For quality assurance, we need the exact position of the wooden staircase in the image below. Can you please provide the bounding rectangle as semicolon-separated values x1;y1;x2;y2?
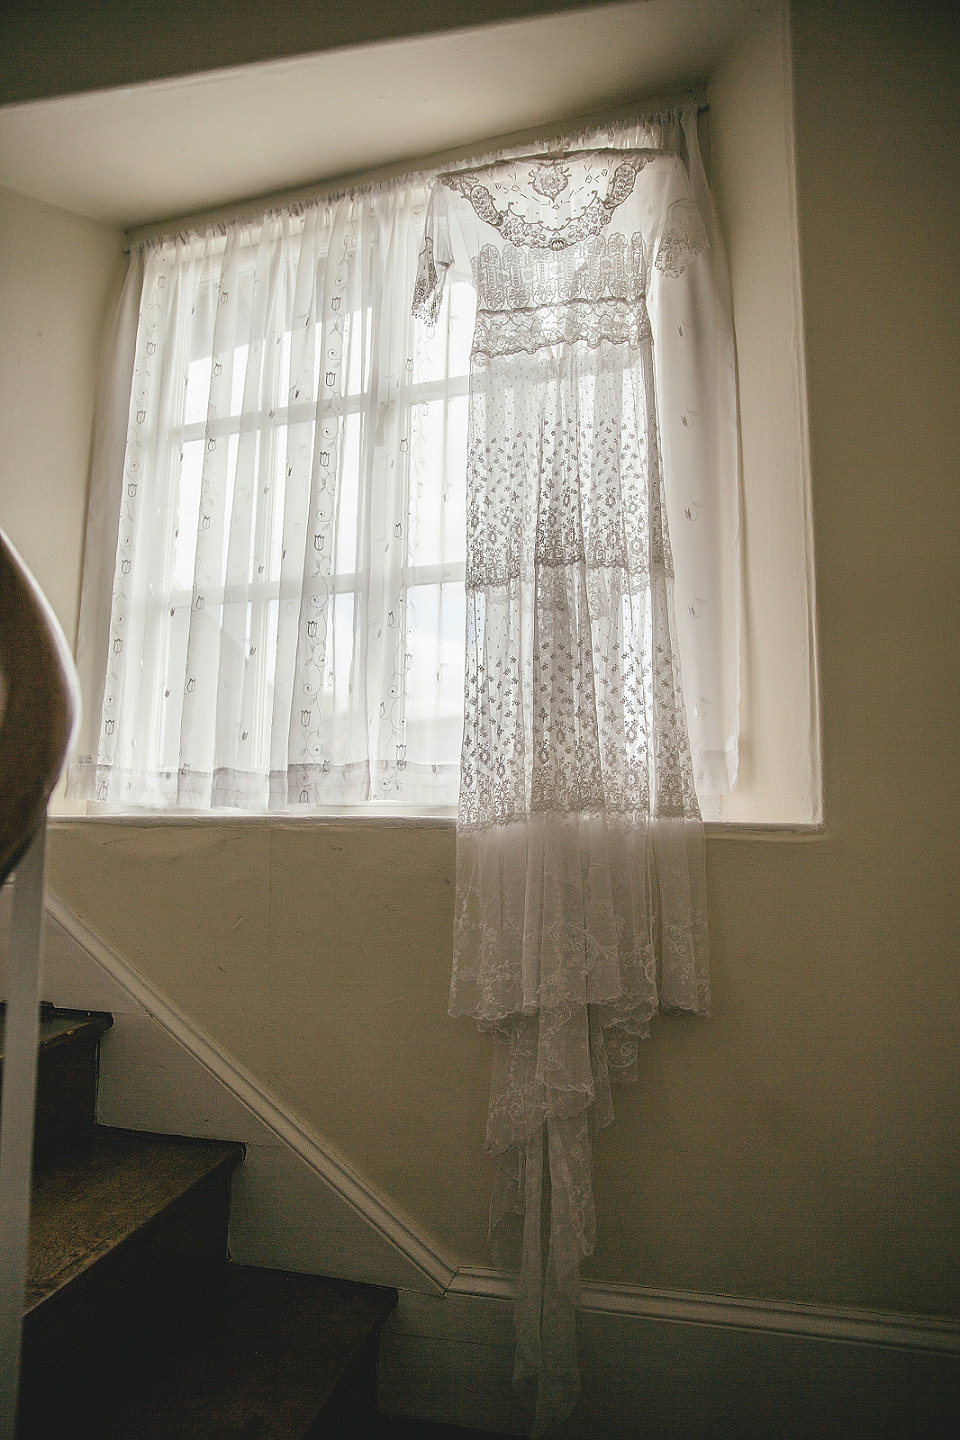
0;531;497;1440
4;1002;397;1438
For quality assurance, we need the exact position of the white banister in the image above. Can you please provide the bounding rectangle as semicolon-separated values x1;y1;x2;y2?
0;528;79;1439
0;825;47;1439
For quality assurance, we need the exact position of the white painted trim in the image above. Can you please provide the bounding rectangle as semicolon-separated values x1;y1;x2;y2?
448;1268;960;1355
779;0;823;826
50;812;458;828
44;889;456;1295
48;816;826;838
0;826;47;1439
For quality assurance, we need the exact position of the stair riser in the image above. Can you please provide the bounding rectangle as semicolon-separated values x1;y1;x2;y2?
18;1165;235;1437
0;1005;111;1161
31;1034;100;1158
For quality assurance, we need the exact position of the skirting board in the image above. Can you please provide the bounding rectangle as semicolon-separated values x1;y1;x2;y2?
380;1277;960;1439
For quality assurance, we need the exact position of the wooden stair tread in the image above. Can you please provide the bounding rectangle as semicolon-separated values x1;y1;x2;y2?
93;1264;397;1439
27;1127;243;1310
0;1002;112;1063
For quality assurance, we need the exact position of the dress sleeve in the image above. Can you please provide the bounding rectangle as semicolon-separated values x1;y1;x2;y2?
412;183;455;323
643;154;710;280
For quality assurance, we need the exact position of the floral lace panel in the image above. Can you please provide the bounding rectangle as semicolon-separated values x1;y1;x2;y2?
655;198;707;278
458;566;698;830
473;232;648;312
463;341;667;587
473;298;652;358
453;813;709;1435
529;158;571;202
468;232;654;358
457;338;700;833
411;235;444;324
442;150;657;251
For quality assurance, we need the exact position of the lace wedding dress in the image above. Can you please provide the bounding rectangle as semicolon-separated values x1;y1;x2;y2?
414;148;710;1436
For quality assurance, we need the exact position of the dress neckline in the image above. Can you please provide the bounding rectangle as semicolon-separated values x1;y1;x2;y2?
440;150;662;253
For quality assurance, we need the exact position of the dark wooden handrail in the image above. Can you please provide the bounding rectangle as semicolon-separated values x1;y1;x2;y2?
0;529;79;887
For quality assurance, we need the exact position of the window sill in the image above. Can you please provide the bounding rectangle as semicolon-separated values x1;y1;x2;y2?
47;811;826;840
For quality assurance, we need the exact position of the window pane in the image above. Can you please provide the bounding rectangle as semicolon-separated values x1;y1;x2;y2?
409;394;467;569
230;343;249;415
416;280;475;384
184;356;211;425
344;307;372;397
173;440;204;588
404;582;465;764
336;412;362;577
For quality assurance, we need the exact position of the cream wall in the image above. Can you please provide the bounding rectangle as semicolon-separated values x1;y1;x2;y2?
10;0;960;1325
0;0;595;105
0;186;125;643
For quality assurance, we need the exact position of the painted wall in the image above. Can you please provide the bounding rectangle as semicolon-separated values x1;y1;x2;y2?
7;0;960;1334
0;0;611;105
0;186;125;644
47;819;491;1259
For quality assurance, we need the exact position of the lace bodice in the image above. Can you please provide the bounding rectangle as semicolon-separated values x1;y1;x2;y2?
413;148;707;355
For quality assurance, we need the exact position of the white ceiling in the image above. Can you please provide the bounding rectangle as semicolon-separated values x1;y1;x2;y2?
0;0;758;230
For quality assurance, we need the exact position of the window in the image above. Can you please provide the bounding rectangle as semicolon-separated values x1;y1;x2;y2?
69;114;745;818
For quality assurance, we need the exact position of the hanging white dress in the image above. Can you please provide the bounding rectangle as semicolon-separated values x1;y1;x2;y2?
414;148;711;1436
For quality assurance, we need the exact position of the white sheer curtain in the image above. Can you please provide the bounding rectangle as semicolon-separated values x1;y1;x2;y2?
70;111;737;818
70;183;473;809
653;110;740;808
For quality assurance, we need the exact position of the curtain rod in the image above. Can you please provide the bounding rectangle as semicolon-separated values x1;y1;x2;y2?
125;88;708;247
